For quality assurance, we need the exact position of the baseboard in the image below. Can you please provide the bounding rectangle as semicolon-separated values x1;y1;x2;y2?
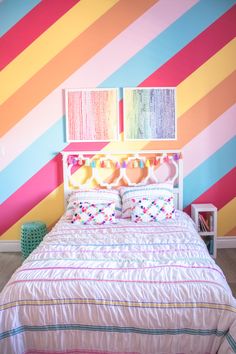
217;236;236;249
0;237;235;252
0;240;20;252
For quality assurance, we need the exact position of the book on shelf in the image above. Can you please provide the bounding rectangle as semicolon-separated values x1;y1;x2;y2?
198;213;210;232
202;236;214;256
209;215;213;232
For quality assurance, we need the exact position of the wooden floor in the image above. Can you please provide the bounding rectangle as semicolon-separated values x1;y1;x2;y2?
215;248;236;297
0;249;236;297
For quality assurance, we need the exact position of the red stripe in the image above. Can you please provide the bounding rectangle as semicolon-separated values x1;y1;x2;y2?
0;0;80;70
140;5;236;87
184;167;236;215
1;10;235;236
0;142;106;236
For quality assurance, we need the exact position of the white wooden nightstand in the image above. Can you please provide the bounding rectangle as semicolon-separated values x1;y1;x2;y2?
191;203;217;258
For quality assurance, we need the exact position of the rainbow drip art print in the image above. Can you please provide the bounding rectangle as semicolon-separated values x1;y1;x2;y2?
124;87;176;140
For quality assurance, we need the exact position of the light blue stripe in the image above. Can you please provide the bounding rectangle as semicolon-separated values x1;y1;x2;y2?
0;0;40;36
183;137;236;208
122;186;172;197
100;0;236;88
0;324;228;340
0;118;67;203
1;0;234;203
24;256;210;264
44;242;203;247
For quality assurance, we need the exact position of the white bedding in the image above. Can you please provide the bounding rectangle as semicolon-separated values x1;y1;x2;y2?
0;211;236;354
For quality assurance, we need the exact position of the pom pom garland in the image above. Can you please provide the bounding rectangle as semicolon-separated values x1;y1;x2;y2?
67;153;182;169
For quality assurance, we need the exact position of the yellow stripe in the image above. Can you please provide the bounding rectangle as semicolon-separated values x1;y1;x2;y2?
218;197;236;236
1;298;235;312
0;0;118;105
177;39;236;117
1;186;64;241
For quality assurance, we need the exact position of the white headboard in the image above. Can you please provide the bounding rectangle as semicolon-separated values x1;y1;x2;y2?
61;150;183;210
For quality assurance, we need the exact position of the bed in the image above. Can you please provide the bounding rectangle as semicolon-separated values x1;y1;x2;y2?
0;151;236;354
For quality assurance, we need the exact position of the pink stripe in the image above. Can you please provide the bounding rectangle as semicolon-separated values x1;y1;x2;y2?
16;265;224;277
183;104;236;177
52;229;188;235
1;0;197;171
8;278;223;287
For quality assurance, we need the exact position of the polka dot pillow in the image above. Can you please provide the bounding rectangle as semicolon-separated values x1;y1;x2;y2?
119;183;174;219
71;201;116;225
65;189;121;220
131;197;175;223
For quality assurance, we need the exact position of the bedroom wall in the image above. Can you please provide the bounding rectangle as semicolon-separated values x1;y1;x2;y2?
0;0;235;242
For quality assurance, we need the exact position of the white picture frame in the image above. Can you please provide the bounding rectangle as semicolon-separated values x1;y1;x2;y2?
123;87;177;141
65;88;120;142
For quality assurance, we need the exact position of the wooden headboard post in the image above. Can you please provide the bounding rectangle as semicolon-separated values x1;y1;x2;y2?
61;150;183;210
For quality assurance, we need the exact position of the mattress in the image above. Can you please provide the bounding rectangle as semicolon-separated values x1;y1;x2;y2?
0;211;236;354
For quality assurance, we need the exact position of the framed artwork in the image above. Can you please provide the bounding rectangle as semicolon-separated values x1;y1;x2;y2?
124;87;176;140
65;88;119;142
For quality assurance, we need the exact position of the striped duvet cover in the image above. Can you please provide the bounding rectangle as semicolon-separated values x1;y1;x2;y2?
0;211;236;354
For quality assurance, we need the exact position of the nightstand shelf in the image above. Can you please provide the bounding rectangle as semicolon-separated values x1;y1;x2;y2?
191;203;217;258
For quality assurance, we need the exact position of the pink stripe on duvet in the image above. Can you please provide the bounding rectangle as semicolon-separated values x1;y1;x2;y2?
24;350;140;354
15;264;225;277
24;352;210;354
28;353;210;354
8;278;224;288
52;229;189;236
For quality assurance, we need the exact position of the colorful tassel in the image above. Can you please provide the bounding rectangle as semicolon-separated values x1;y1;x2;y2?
106;160;111;168
91;160;96;168
115;161;120;169
122;161;127;168
145;159;150;167
173;153;179;161
139;160;144;168
133;160;139;168
78;158;83;166
154;158;160;166
101;160;105;168
163;155;169;163
85;158;90;167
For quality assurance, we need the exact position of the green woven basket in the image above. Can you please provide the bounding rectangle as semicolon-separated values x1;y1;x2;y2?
21;221;47;259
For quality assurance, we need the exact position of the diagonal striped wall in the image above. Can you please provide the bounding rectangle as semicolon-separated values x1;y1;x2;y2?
0;0;235;240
